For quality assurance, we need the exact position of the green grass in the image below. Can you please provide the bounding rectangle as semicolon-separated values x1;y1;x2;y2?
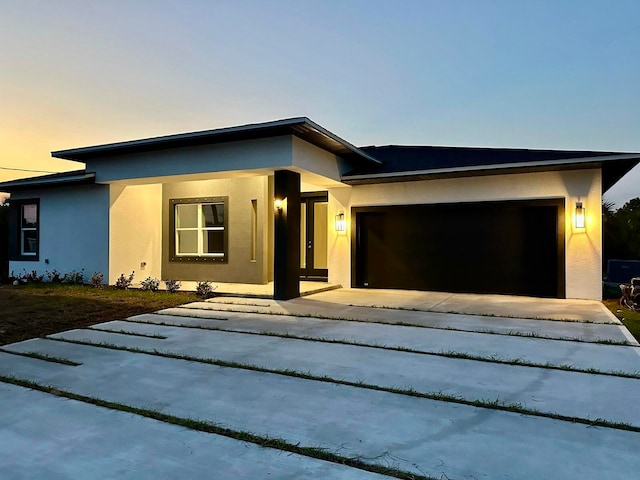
603;299;640;342
0;283;197;345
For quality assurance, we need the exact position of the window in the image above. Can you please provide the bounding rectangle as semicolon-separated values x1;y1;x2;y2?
170;197;228;263
10;199;40;261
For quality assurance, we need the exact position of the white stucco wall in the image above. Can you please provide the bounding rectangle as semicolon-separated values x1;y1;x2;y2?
109;184;162;284
292;136;342;182
86;137;294;184
9;185;110;280
327;169;602;300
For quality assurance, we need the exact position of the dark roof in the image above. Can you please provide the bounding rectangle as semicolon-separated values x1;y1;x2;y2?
0;170;95;192
52;117;381;166
343;145;640;192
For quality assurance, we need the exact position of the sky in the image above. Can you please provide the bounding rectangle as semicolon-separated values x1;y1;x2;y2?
1;0;639;206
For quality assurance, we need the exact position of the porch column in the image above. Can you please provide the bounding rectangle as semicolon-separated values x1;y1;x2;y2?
274;170;301;300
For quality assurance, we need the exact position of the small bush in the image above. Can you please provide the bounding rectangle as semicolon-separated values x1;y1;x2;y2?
46;269;63;283
114;271;135;289
164;279;182;293
89;272;104;288
24;270;44;283
63;269;84;285
141;276;160;292
195;281;216;298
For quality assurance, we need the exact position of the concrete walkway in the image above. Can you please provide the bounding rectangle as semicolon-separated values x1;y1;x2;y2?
0;382;382;480
298;288;622;323
1;292;639;479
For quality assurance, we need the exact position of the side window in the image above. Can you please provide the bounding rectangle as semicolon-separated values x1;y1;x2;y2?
21;204;38;256
10;199;40;261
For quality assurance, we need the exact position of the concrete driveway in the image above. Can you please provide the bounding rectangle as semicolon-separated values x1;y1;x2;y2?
1;291;639;479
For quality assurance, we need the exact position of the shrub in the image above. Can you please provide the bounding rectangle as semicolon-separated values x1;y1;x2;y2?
114;271;135;289
140;276;160;292
24;270;44;283
164;279;182;293
89;272;104;288
62;269;84;285
195;281;216;298
46;269;63;283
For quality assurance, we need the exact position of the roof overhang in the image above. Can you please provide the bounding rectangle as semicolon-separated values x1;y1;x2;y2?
341;153;640;193
0;170;95;192
52;117;381;166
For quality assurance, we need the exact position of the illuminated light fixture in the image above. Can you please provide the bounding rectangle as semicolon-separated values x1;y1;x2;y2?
335;212;346;232
575;202;585;229
274;198;286;211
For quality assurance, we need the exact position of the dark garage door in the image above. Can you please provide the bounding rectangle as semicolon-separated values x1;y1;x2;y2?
354;200;565;298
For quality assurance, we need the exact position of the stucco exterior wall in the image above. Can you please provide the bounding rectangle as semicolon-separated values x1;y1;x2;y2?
162;176;271;283
327;169;602;300
86;137;293;184
292;136;341;182
9;184;110;280
109;184;162;284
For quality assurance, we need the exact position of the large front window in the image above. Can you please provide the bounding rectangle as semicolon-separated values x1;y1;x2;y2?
170;197;228;263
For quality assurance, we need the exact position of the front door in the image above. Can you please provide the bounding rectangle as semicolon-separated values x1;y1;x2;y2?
300;192;328;281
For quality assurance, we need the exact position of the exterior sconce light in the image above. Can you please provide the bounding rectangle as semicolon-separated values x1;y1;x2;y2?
335;212;346;232
274;198;286;211
574;202;585;229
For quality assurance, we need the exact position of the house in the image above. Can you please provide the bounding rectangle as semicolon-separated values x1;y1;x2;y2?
2;117;638;300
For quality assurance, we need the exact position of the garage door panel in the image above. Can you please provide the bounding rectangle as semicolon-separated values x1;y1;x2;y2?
354;201;564;298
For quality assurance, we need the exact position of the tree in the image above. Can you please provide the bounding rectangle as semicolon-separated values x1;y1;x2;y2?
603;197;640;265
0;197;8;280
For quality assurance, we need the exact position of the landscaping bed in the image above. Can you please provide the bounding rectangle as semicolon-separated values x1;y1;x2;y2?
0;283;197;346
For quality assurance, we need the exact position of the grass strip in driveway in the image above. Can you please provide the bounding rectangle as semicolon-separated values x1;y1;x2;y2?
0;348;81;366
44;336;638;432
121;318;640;379
171;305;635;345
88;327;167;339
0;374;434;480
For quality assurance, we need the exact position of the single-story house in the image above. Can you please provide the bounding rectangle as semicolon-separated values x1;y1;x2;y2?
2;117;639;300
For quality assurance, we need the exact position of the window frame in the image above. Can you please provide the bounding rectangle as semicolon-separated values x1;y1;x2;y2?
169;196;228;263
9;198;40;261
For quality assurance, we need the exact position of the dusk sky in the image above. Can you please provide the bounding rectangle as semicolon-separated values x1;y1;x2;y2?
1;0;639;205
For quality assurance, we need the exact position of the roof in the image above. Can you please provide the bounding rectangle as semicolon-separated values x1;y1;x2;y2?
0;170;95;191
343;145;640;191
51;117;381;166
2;119;638;193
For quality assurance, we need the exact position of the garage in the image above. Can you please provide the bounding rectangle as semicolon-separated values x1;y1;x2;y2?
353;199;565;298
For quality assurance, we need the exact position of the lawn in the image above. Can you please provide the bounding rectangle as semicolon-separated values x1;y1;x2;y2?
0;283;198;346
603;299;640;342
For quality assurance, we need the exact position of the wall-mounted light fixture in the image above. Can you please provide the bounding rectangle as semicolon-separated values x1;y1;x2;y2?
574;202;585;229
274;197;286;212
335;212;346;233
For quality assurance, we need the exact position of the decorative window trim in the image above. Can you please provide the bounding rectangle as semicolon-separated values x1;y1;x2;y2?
169;196;228;263
9;198;40;261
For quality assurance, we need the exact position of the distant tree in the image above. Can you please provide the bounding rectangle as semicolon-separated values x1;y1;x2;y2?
603;200;625;263
0;197;8;280
603;197;640;265
615;198;640;259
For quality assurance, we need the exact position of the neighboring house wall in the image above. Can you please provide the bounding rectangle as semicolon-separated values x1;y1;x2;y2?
9;185;109;279
109;184;162;284
162;176;271;283
327;169;602;300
